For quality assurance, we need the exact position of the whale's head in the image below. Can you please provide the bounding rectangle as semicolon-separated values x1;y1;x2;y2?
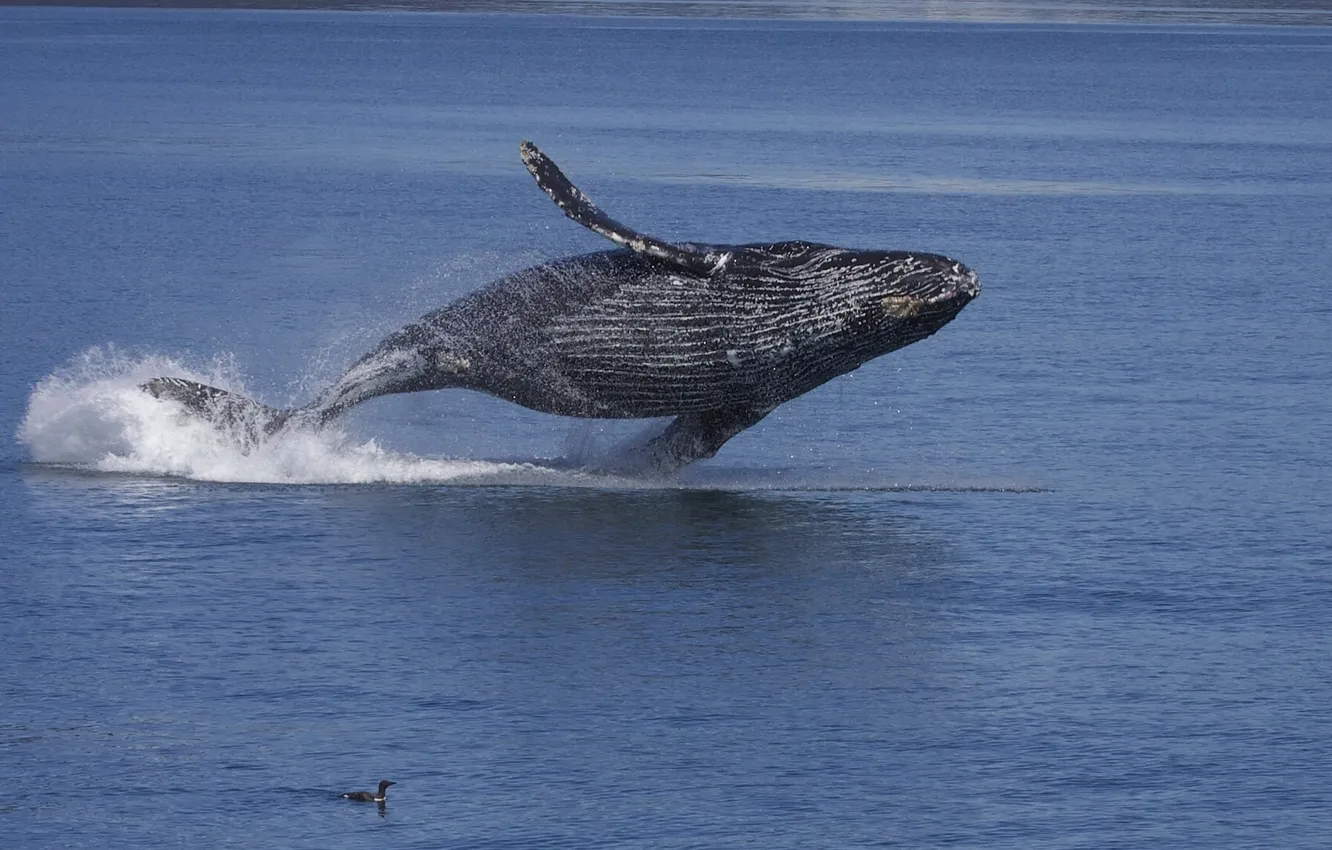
858;250;980;348
752;244;979;362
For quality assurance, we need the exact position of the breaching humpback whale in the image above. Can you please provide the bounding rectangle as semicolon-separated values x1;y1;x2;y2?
144;141;980;473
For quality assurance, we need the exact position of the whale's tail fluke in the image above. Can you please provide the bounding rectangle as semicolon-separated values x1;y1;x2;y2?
142;377;299;446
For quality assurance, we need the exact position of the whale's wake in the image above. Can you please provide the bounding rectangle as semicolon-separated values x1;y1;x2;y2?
18;347;1043;493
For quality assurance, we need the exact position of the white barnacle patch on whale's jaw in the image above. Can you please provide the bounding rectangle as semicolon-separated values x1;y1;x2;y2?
434;351;471;375
880;295;923;318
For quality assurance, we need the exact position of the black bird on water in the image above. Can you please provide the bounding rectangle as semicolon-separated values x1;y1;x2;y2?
341;780;395;803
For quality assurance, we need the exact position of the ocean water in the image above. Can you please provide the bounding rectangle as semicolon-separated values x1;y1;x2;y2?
3;7;1332;848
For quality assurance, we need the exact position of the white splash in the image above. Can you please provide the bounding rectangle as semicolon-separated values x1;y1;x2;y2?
17;348;1044;493
15;346;566;486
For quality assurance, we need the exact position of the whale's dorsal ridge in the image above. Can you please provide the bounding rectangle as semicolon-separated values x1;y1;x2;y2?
520;140;730;277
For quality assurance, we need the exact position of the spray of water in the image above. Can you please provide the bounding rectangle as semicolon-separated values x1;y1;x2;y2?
18;347;1044;492
15;346;597;486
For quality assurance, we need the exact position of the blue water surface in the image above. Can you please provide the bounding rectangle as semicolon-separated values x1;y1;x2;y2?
2;7;1331;848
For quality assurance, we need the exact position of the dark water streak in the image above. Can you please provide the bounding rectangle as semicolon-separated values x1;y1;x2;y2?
8;0;1332;27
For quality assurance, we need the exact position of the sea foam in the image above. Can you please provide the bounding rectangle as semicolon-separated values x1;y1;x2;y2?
16;346;583;486
19;348;1041;493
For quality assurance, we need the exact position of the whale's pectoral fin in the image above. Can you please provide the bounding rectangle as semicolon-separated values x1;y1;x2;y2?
628;404;773;475
141;377;296;446
520;140;731;278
